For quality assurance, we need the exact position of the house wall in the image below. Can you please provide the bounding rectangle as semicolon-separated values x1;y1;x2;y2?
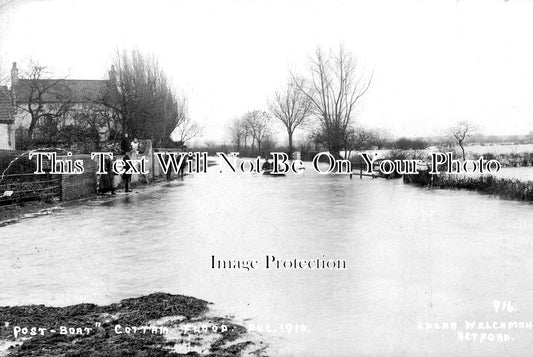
14;103;108;127
13;108;32;129
13;103;115;148
0;124;15;150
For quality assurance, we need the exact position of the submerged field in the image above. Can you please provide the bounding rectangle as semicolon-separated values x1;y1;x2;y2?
2;163;533;355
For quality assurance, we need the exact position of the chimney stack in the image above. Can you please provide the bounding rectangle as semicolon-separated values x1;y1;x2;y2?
10;62;18;105
108;64;116;83
10;62;18;87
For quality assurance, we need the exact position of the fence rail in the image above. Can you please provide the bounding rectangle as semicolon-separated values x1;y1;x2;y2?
0;173;61;206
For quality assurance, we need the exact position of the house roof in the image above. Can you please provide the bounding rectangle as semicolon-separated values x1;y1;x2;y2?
0;86;14;124
14;78;118;104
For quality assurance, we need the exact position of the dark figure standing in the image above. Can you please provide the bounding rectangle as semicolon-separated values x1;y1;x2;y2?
121;133;132;155
122;154;133;193
99;157;116;194
178;155;190;179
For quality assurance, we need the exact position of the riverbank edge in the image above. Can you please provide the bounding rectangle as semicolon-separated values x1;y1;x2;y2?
403;172;533;202
0;176;171;227
0;292;267;356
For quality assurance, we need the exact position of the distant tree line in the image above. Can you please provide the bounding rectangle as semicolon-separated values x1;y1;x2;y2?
219;45;533;160
224;45;374;158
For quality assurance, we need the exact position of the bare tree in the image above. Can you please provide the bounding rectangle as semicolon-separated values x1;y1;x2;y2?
15;65;73;147
449;120;477;160
227;117;246;151
294;46;372;158
242;110;273;156
174;115;202;145
268;77;312;155
261;133;277;154
0;0;11;13
345;126;374;159
370;128;392;149
65;103;118;151
344;126;392;158
106;50;187;146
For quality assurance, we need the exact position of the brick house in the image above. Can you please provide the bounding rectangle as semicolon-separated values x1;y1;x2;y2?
0;86;15;150
9;62;120;150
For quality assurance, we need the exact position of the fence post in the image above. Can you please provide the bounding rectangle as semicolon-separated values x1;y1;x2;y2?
59;174;64;201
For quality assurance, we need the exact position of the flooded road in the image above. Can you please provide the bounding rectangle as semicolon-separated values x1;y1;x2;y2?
496;166;533;181
2;164;533;356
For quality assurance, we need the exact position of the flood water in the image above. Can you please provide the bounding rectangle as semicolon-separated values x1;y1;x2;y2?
496;166;533;181
2;162;533;356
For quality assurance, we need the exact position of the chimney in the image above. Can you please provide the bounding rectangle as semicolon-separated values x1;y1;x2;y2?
10;62;18;88
108;64;116;83
10;62;18;104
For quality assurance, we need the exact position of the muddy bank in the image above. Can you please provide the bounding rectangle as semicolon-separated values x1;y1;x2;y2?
0;293;267;356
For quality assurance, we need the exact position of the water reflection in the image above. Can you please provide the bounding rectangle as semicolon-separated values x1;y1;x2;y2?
1;165;533;356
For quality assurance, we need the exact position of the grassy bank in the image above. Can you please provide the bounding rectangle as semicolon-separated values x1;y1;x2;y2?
0;293;266;357
404;172;533;202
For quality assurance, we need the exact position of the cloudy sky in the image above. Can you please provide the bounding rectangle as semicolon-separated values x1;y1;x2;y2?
1;0;533;144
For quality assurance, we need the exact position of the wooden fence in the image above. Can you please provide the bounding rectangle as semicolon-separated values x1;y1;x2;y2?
0;173;61;206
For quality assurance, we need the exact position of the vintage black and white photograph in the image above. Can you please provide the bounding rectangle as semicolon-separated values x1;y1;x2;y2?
1;0;533;356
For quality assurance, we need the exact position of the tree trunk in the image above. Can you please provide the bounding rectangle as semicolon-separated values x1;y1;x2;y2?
329;142;342;159
27;120;37;143
288;130;293;157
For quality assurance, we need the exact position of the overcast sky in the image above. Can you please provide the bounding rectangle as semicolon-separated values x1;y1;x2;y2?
1;0;533;144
